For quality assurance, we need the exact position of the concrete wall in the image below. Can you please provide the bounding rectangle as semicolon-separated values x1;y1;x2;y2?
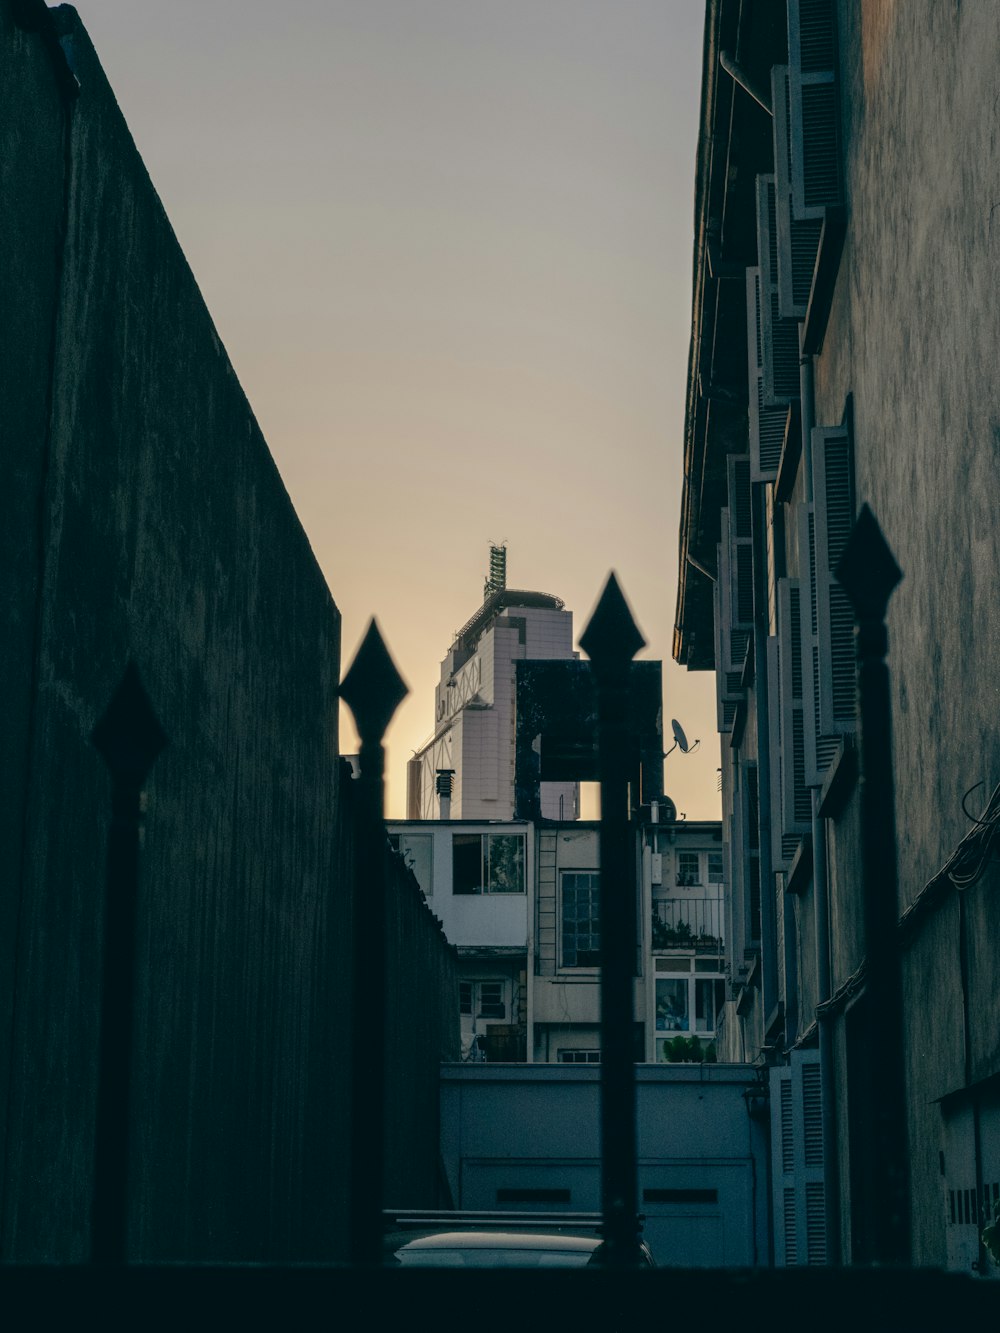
0;4;455;1260
440;1063;770;1266
811;0;1000;1266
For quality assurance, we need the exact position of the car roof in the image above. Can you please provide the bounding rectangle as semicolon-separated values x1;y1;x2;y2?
398;1231;601;1253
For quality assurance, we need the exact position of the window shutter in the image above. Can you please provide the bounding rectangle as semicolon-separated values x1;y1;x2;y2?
777;578;811;846
746;245;789;483
772;64;824;320
714;517;741;734
799;503;837;785
813;425;856;739
715;458;755;731
753;185;800;408
787;0;842;220
770;1052;827;1265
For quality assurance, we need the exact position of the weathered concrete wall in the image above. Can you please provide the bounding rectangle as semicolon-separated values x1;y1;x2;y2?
814;0;1000;1265
440;1063;770;1266
0;3;456;1260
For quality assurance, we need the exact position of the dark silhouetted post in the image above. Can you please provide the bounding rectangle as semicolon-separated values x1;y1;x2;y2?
836;505;911;1265
339;620;408;1267
90;662;168;1265
579;573;645;1268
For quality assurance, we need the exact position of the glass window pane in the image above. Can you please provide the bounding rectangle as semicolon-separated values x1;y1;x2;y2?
487;835;524;893
676;852;701;886
453;834;483;894
655;978;690;1032
561;871;600;967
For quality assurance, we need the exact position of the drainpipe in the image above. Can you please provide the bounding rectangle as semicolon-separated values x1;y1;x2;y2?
801;343;841;1262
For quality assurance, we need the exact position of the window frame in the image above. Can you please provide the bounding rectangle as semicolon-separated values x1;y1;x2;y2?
560;869;601;969
452;832;526;895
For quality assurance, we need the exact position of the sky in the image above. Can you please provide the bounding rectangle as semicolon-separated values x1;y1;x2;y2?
78;0;720;821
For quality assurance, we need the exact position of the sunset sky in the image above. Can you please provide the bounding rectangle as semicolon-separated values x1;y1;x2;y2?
79;0;719;820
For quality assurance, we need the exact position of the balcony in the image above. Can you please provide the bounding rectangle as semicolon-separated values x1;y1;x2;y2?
651;896;724;952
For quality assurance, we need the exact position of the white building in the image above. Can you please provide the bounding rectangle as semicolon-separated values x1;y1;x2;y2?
388;815;725;1064
407;549;578;821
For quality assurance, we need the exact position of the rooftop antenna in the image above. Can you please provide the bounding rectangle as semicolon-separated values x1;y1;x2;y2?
664;718;700;759
484;541;507;601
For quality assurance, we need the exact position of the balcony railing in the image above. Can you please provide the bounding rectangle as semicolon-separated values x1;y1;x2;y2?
651;896;724;951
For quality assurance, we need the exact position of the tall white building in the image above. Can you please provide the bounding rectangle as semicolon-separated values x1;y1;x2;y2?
407;548;579;821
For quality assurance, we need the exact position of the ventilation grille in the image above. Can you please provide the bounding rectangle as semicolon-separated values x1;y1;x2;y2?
730;458;752;538
792;709;810;822
784;1187;798;1265
824;439;854;563
802;1062;823;1165
798;0;836;73
801;83;840;208
781;1078;795;1172
791;215;823;306
769;290;801;399
736;545;755;624
789;586;803;698
756;376;787;475
805;1180;827;1263
830;588;856;719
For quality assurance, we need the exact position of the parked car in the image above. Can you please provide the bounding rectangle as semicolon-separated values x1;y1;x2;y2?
384;1211;655;1268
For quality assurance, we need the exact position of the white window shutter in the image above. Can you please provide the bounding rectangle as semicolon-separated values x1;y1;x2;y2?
714;551;738;734
747;203;790;482
787;0;842;221
777;578;811;845
813;425;856;739
770;1052;827;1265
772;64;824;321
754;182;800;407
765;636;793;872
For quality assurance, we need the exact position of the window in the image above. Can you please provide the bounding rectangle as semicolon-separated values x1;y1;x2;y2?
696;978;725;1032
453;833;525;894
676;852;701;887
655;978;690;1032
460;980;505;1020
707;851;724;885
561;871;600;967
478;981;505;1019
558;1050;600;1064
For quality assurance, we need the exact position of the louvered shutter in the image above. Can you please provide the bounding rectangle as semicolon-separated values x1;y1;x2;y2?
747;222;790;482
771;1052;827;1265
787;0;842;221
772;64;824;320
765;636;795;870
777;578;811;847
753;187;800;408
813;426;856;740
714;552;739;734
799;503;838;785
718;457;754;667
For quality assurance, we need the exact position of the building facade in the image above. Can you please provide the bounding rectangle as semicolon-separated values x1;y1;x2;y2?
388;816;725;1066
407;553;579;822
675;0;1000;1271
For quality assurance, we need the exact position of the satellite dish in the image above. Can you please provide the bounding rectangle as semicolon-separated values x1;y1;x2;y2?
664;718;701;759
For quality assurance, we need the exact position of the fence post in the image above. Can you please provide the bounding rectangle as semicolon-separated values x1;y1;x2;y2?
580;573;645;1268
90;662;167;1264
339;620;408;1267
836;504;911;1265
